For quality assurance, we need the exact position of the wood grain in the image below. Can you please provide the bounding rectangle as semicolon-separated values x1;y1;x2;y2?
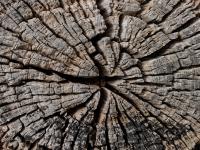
0;0;200;149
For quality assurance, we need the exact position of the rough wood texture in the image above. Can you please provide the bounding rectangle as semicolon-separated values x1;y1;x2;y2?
0;0;200;149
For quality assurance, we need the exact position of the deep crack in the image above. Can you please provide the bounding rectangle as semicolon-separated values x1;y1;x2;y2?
0;0;200;150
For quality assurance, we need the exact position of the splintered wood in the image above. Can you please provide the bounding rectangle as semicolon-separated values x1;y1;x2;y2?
0;0;200;150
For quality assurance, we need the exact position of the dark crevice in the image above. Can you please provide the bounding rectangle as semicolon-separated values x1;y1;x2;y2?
58;0;64;9
92;88;111;149
19;109;42;127
1;1;200;149
92;88;105;128
118;14;124;41
105;104;112;150
96;0;110;33
113;96;129;145
69;124;80;149
90;33;107;47
104;83;149;122
36;0;48;10
132;91;189;132
87;142;93;150
22;65;53;76
88;33;108;79
157;0;183;24
37;145;51;150
136;7;200;62
28;140;42;150
194;143;200;150
0;113;27;126
60;119;69;150
172;14;200;35
0;102;13;107
0;55;127;87
96;0;108;17
65;2;92;41
22;0;76;48
0;2;6;12
147;110;190;148
22;0;87;65
139;36;181;62
105;82;191;149
66;90;98;117
90;33;108;61
117;91;165;149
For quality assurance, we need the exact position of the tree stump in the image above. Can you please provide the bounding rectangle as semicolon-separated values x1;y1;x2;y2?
0;0;200;149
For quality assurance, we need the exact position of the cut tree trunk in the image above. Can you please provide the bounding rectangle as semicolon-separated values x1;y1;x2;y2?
0;0;200;149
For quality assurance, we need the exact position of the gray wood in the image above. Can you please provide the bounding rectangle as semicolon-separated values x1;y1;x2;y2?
0;0;200;149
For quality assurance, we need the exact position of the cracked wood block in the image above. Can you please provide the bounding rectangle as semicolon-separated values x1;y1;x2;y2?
0;0;200;150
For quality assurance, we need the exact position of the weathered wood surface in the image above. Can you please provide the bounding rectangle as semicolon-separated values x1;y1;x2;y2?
0;0;200;149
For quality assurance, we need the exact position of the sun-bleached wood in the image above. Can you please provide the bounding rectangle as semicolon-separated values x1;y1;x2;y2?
0;0;200;149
